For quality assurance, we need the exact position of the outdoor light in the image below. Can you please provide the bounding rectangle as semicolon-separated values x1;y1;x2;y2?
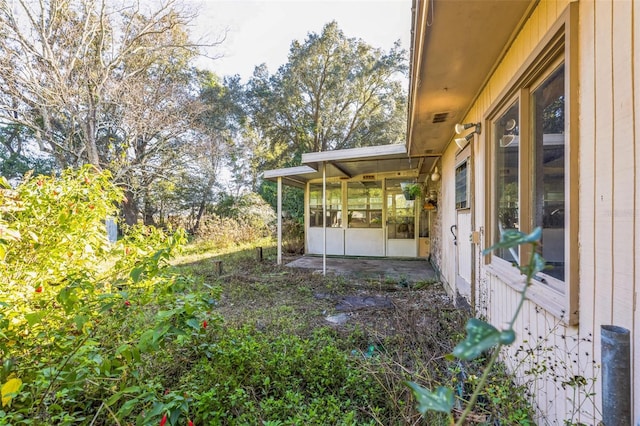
454;122;481;134
455;133;474;150
453;122;481;150
431;166;440;182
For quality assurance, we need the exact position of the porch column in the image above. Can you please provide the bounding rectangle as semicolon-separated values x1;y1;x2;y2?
322;161;326;275
277;176;282;265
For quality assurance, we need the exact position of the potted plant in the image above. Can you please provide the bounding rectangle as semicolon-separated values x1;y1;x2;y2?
401;182;422;200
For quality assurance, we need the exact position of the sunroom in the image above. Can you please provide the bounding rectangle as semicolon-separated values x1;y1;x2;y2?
263;144;437;264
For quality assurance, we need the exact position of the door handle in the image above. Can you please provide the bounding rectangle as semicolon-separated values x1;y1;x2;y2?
450;225;457;246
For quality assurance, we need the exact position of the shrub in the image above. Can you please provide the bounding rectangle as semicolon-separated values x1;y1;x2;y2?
192;213;270;247
0;167;214;425
181;327;386;425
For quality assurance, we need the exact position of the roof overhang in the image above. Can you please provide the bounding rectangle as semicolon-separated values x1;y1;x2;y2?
407;0;535;157
263;144;435;187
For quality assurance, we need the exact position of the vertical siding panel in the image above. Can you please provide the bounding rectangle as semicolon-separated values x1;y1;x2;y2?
556;0;570;17
545;313;558;422
529;4;540;48
592;0;615;419
547;0;557;24
634;0;640;421
578;0;598;421
593;0;615;318
539;310;556;420
538;0;549;41
611;0;635;330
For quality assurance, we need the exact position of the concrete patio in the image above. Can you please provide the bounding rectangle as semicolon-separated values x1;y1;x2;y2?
286;255;437;284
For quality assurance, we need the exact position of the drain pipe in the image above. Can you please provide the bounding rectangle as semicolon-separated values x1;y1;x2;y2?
600;325;631;426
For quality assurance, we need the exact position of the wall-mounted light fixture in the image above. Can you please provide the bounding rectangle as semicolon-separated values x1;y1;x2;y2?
430;166;440;182
455;133;474;150
454;122;481;150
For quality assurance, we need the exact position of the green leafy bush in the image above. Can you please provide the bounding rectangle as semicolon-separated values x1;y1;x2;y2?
0;166;212;424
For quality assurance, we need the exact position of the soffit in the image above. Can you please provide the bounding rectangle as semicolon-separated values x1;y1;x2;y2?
408;0;534;157
263;144;437;187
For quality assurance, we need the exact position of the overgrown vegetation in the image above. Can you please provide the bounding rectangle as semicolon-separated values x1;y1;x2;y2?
407;228;546;424
1;169;532;424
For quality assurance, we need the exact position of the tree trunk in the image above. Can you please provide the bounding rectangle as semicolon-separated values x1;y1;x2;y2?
121;190;139;226
143;197;156;226
85;89;101;167
192;177;215;233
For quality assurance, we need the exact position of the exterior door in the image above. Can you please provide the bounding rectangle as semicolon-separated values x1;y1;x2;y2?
456;210;472;299
385;179;417;257
454;158;472;301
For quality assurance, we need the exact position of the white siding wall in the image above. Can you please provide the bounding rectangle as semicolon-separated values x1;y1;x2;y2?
439;0;639;423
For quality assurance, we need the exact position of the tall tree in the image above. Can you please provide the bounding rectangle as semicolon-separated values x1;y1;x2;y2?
246;21;408;165
0;0;221;224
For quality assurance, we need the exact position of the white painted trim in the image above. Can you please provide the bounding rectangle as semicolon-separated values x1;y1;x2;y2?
263;165;317;178
277;177;282;265
301;143;407;164
322;162;326;275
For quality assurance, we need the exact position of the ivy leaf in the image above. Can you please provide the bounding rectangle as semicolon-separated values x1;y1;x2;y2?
1;377;22;407
482;227;542;255
452;318;501;360
405;382;454;414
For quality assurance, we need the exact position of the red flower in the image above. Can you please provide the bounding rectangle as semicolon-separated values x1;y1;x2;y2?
188;420;194;426
124;300;131;307
159;414;167;426
202;320;208;329
36;180;43;187
164;388;170;395
35;286;43;293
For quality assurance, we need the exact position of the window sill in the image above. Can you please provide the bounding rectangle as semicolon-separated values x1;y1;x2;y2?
485;260;571;325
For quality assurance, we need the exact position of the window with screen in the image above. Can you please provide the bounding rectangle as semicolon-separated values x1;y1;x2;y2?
308;182;342;227
455;160;469;209
487;4;577;324
347;181;382;228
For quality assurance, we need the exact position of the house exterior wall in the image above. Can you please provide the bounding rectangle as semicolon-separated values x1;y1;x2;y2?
433;0;638;423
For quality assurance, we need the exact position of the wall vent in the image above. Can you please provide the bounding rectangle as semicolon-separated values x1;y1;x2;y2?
362;175;375;180
432;112;449;123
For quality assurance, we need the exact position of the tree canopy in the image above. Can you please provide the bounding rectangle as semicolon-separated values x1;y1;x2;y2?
246;21;408;166
0;4;408;226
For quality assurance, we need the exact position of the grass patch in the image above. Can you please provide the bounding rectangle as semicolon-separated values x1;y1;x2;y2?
169;239;535;424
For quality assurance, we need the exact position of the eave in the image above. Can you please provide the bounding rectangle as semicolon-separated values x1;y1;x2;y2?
407;0;536;157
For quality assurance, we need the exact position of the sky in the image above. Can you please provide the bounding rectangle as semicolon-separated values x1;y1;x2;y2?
183;0;413;81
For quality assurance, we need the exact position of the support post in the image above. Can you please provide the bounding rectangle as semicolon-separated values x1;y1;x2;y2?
212;260;223;275
256;246;263;262
277;176;282;265
322;162;326;275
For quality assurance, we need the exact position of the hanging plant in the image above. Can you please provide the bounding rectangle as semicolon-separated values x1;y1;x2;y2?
401;182;422;200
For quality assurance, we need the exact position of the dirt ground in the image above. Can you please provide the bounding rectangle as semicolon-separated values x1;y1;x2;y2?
205;253;469;365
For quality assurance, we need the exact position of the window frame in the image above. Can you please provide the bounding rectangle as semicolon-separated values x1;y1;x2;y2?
484;3;579;325
455;158;470;210
308;181;343;228
347;181;383;228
